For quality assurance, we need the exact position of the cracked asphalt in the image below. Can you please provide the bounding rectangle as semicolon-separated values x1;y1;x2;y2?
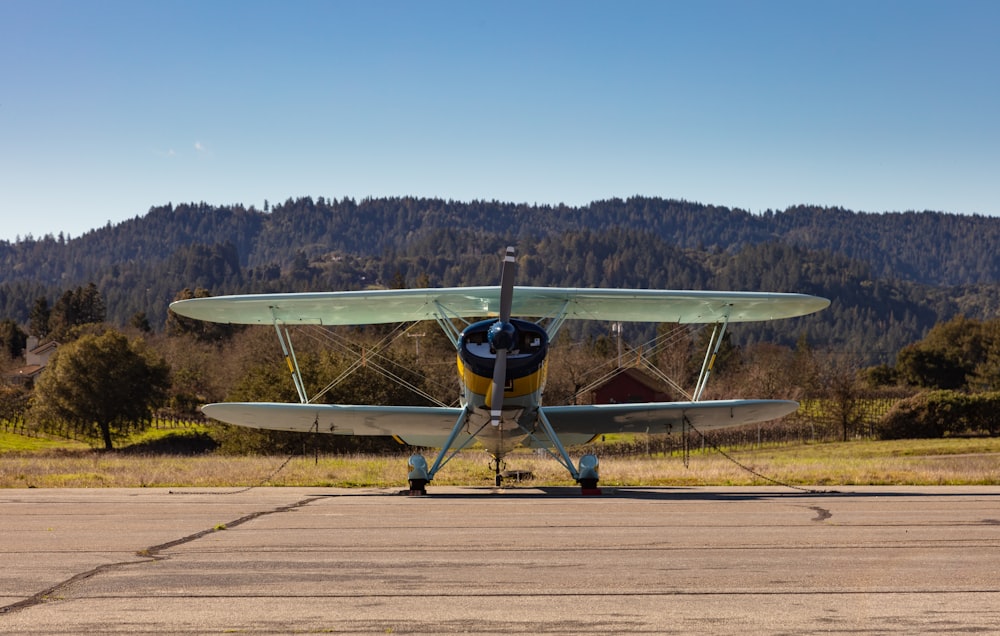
2;486;999;634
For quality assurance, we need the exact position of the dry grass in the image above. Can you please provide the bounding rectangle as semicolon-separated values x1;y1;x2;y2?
2;437;999;488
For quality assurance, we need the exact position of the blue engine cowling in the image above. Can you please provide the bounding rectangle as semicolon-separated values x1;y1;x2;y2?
458;318;548;381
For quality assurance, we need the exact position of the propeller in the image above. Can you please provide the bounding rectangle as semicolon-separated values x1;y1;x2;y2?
488;246;517;427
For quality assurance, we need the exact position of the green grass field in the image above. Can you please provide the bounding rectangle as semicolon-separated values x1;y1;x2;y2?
2;427;999;488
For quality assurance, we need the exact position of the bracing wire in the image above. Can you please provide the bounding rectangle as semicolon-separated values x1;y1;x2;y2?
571;323;699;403
294;323;454;407
682;415;840;495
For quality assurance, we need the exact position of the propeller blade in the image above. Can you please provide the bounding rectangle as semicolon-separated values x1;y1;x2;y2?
489;246;517;427
490;348;507;427
498;246;516;322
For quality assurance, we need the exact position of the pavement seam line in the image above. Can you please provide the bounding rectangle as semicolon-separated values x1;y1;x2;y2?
0;495;323;616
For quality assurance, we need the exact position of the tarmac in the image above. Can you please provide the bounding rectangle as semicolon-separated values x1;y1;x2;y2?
1;485;999;634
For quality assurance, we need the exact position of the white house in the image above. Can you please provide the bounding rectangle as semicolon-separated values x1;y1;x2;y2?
5;336;59;386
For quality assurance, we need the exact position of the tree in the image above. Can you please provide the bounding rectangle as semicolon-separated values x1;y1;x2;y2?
0;382;31;423
545;335;616;405
29;297;51;338
895;316;998;390
47;283;107;340
75;282;106;325
736;343;802;401
815;351;865;441
0;318;27;360
30;329;170;450
129;311;152;333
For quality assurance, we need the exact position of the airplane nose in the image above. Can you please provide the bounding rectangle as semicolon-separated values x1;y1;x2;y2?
487;321;516;350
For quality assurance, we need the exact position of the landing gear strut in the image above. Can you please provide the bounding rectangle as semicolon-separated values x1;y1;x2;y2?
489;456;507;487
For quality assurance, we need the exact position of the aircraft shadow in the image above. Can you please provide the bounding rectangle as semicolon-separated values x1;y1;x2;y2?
306;486;1000;501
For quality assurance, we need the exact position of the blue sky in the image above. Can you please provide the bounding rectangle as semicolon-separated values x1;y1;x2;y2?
2;0;998;242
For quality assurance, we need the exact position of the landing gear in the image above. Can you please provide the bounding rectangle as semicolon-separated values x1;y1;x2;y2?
489;456;507;487
577;454;601;495
408;478;428;496
407;454;429;496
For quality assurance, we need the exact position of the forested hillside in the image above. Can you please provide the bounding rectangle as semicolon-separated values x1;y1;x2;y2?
2;196;999;364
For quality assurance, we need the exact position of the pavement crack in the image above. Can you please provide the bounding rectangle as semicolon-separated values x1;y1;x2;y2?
0;557;143;616
140;496;322;558
0;495;322;616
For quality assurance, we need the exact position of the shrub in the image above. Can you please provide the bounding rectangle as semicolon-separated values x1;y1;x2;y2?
877;390;1000;439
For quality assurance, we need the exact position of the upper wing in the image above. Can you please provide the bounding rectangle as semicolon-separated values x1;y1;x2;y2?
170;287;829;325
540;399;800;437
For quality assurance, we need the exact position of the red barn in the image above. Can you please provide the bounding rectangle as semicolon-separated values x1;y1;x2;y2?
591;367;672;404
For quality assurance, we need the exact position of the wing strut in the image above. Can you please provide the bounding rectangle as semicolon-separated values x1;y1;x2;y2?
426;409;480;479
432;301;468;349
692;313;731;402
536;408;581;480
272;314;308;404
538;301;571;341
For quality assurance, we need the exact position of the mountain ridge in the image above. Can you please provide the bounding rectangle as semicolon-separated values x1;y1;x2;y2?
2;196;998;364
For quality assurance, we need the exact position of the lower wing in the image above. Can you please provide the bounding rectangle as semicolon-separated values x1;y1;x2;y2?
540;399;799;437
201;399;797;448
201;402;470;447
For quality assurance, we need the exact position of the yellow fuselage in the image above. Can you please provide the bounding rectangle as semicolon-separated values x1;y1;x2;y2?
456;318;549;457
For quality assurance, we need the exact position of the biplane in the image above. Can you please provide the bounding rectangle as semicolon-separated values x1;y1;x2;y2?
169;247;828;493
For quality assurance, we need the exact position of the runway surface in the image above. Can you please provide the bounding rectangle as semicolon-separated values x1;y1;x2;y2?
1;485;999;634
